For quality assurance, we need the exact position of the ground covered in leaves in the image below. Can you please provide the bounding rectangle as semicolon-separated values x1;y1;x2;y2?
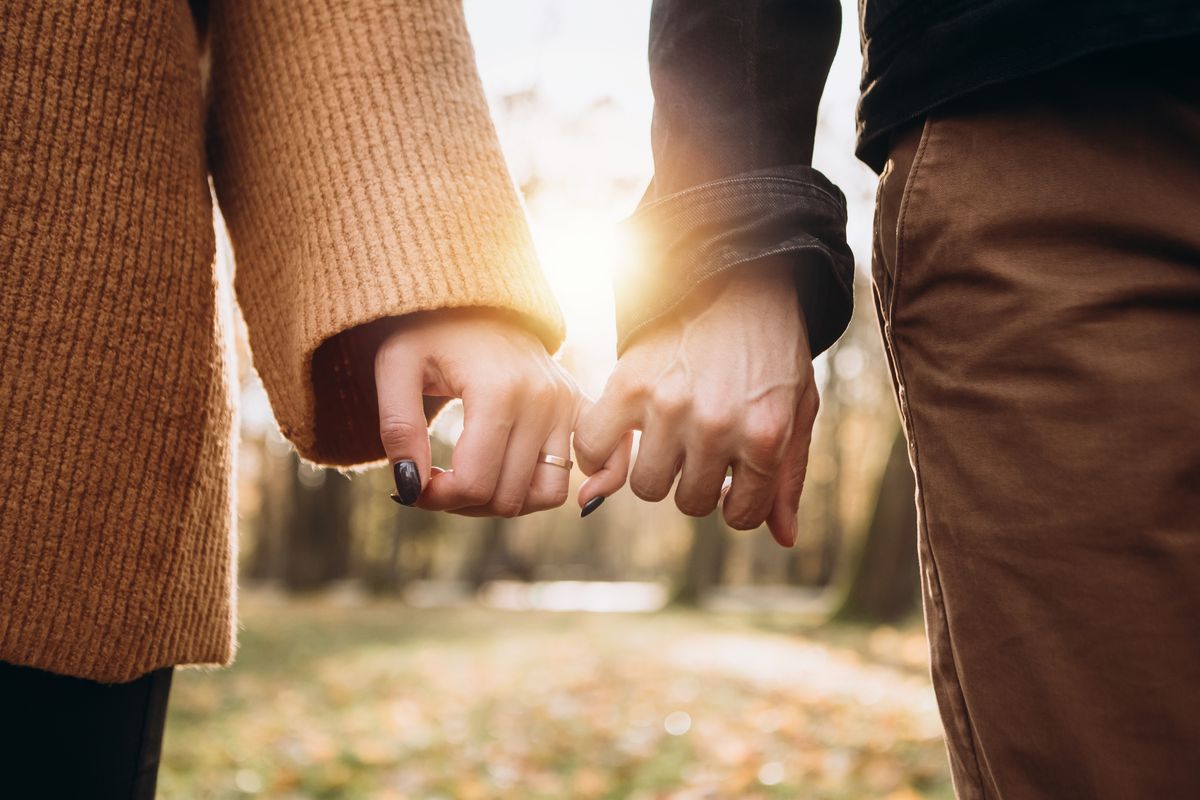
162;593;951;799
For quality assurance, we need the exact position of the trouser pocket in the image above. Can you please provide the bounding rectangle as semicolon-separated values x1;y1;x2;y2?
871;119;927;318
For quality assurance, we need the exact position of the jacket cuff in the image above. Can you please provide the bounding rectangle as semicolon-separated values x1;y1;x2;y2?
615;166;854;357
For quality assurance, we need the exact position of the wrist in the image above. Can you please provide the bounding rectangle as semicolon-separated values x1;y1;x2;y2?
684;257;801;324
373;307;546;366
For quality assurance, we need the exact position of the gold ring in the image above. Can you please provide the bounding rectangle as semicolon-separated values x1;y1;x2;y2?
538;452;573;470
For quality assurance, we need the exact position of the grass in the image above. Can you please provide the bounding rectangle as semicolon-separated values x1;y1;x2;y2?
161;591;951;799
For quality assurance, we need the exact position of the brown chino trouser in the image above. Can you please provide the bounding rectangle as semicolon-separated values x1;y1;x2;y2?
872;51;1200;799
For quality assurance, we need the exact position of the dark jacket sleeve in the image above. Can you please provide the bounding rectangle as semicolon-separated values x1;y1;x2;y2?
616;0;853;356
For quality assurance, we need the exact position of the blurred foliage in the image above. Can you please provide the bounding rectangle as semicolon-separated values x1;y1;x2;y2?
162;593;951;799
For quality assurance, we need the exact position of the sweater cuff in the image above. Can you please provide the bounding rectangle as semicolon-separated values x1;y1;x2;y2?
207;0;564;467
615;166;854;357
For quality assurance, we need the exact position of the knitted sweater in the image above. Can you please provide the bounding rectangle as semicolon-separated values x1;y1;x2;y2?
0;0;564;683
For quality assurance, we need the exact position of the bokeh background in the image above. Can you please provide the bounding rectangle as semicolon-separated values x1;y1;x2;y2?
163;1;950;797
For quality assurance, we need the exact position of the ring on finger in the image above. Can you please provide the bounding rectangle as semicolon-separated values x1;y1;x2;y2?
538;452;573;470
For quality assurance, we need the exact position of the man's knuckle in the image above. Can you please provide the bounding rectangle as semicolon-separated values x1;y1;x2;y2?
744;425;787;461
801;386;820;416
724;508;762;531
675;493;716;518
743;404;791;457
650;387;688;419
607;363;633;389
694;409;735;440
572;432;597;461
630;477;669;502
573;430;609;469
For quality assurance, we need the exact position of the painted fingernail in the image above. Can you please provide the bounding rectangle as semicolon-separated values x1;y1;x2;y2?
580;496;605;518
390;460;421;506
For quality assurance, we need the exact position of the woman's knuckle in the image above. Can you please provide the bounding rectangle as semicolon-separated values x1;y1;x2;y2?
557;370;580;400
492;495;525;518
460;480;493;506
379;416;421;448
486;372;523;400
545;485;570;508
530;378;557;408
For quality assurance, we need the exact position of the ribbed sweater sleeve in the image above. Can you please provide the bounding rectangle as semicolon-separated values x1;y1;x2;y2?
206;0;564;466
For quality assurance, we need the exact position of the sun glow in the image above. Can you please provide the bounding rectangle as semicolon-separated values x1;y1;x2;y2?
530;210;631;388
464;0;655;393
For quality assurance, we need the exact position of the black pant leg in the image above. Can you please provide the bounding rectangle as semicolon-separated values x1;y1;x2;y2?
0;661;173;800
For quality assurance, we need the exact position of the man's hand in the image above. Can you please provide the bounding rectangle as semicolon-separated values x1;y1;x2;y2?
374;308;583;517
574;260;818;546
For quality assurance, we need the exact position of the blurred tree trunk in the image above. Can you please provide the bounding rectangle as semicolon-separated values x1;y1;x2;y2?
578;511;617;580
245;433;283;581
467;517;532;589
378;507;439;592
814;355;843;586
281;456;354;591
835;428;920;622
674;512;728;606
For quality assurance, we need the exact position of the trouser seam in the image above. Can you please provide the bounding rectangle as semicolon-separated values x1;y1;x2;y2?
887;328;993;800
884;117;992;799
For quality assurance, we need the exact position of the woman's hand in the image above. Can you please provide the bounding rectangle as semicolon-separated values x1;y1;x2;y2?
573;259;818;546
374;308;582;517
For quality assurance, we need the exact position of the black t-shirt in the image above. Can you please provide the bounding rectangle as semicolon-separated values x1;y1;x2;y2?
857;0;1200;169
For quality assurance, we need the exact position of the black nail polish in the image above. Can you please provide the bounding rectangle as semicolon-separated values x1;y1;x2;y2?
580;496;605;518
391;460;421;506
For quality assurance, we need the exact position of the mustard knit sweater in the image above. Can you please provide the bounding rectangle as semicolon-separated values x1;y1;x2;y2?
0;0;564;683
